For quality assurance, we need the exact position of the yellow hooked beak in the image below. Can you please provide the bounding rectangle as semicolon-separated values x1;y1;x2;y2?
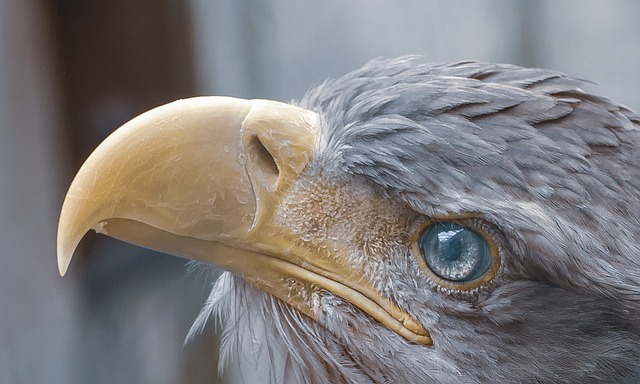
57;96;431;346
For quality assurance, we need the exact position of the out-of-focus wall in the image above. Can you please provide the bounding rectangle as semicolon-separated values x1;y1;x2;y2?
0;0;75;383
190;0;640;111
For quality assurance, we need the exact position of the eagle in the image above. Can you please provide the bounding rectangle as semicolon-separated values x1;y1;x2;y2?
58;57;640;383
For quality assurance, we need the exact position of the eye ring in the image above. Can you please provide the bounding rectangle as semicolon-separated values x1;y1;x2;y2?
413;219;501;291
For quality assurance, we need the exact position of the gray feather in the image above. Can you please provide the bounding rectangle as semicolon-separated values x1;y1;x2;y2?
196;57;640;383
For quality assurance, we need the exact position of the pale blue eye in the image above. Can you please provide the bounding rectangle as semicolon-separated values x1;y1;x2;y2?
419;222;491;282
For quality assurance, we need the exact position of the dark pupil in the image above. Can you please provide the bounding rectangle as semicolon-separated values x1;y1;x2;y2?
441;231;464;261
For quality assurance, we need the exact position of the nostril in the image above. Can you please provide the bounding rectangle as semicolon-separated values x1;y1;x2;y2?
247;135;279;187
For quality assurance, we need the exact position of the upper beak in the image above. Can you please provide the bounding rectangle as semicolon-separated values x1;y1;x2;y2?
57;96;431;345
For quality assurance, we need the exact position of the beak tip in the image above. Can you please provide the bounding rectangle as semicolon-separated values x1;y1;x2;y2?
58;263;68;277
57;244;71;277
56;226;77;277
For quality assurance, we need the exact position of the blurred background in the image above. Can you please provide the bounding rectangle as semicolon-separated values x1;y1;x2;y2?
1;1;639;383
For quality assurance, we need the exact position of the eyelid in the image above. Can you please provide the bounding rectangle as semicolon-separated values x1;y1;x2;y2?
412;218;502;291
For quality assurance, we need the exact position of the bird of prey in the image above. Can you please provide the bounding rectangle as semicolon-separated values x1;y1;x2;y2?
58;57;640;383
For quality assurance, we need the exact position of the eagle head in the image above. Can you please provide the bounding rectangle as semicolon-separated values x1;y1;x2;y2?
58;57;640;383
